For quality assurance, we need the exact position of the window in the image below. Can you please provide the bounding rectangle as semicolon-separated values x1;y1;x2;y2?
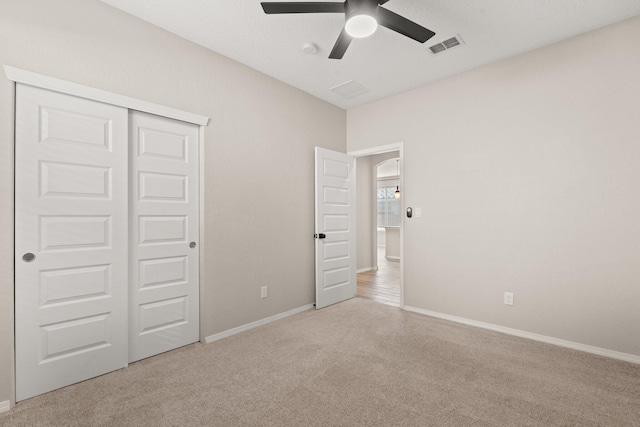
377;184;400;227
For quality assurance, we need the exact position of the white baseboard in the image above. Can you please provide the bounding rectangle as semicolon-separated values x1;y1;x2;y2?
385;256;400;262
205;304;314;344
0;400;10;413
357;267;375;273
403;305;640;365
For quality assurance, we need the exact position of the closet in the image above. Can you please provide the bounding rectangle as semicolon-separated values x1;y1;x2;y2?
14;83;201;401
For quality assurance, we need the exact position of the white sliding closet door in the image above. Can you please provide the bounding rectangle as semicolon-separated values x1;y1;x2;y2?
128;111;200;363
15;85;202;401
15;85;128;401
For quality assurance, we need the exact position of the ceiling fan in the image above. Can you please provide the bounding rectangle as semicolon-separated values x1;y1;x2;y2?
261;0;436;59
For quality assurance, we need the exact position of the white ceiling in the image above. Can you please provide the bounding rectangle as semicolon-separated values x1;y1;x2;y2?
100;0;640;110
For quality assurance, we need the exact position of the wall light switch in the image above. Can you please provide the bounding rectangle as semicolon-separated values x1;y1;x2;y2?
261;286;268;299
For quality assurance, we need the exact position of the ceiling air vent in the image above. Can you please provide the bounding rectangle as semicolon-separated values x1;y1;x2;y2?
429;43;446;54
428;35;464;54
330;80;369;99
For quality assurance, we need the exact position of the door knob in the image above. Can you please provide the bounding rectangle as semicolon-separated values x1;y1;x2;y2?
189;242;197;248
314;233;326;239
22;253;35;262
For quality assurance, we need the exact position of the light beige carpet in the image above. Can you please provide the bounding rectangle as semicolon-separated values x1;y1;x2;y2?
2;297;640;426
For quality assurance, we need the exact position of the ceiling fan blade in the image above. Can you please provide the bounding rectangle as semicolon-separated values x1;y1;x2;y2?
377;7;435;43
329;28;352;59
261;2;345;14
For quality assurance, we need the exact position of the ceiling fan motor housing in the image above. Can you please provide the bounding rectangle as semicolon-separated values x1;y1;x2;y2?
345;0;379;21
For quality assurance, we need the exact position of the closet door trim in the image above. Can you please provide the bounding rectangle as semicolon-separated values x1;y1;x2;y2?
4;65;209;126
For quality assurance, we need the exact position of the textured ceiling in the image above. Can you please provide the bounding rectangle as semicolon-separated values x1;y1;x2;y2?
100;0;640;109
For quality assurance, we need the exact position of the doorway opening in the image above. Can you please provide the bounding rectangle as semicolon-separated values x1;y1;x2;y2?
357;247;401;306
349;143;403;307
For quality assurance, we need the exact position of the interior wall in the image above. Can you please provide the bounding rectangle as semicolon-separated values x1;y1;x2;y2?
0;0;346;404
355;151;399;270
355;156;373;271
347;16;640;356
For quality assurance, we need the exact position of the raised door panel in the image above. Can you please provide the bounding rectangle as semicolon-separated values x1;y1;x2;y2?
138;216;188;245
129;111;199;363
15;85;128;401
40;161;111;198
39;264;111;306
139;172;187;202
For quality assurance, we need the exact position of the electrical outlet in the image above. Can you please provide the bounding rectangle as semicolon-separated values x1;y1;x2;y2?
261;286;268;299
504;292;514;306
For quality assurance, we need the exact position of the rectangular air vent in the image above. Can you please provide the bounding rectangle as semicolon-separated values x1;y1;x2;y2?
443;37;460;49
330;80;369;99
429;43;446;54
428;35;464;55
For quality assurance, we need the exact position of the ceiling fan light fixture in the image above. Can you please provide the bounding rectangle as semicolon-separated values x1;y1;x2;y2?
345;14;377;38
261;0;436;59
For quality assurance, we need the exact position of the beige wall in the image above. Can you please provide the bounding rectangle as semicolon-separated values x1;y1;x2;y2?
356;156;373;270
348;16;640;356
0;0;346;404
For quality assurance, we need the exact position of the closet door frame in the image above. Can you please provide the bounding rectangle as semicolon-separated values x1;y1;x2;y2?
5;65;209;406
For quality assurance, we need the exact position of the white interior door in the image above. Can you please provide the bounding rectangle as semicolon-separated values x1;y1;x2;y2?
15;85;128;401
128;111;200;362
314;147;356;309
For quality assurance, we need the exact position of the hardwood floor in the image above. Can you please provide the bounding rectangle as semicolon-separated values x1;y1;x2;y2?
357;248;400;306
